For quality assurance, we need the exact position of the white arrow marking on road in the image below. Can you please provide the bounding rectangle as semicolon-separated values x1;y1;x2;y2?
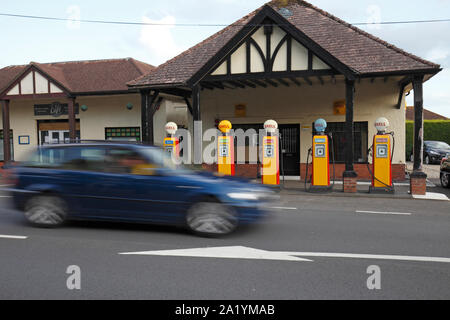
0;234;28;240
120;246;450;264
119;246;312;262
274;252;450;264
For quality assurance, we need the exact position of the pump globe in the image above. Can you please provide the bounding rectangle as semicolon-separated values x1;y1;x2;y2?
314;118;327;133
264;120;278;134
375;117;390;133
165;122;178;135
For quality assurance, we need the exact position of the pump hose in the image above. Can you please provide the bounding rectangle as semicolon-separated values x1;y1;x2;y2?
367;132;396;192
304;148;312;192
329;133;336;191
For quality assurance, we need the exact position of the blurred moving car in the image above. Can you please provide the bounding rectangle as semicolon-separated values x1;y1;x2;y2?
440;153;450;188
421;141;450;165
8;142;276;237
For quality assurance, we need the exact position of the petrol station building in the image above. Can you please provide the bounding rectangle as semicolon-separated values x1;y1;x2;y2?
0;58;190;162
1;1;442;194
128;0;441;192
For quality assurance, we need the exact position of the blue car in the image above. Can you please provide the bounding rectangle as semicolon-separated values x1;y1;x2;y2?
8;142;276;237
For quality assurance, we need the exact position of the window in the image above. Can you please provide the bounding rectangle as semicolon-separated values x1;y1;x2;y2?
0;130;14;161
313;122;368;163
105;127;141;141
24;146;107;172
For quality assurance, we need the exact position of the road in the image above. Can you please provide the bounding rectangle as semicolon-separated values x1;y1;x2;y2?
0;191;449;300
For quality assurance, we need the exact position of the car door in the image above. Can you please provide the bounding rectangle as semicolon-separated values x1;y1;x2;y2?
98;147;191;224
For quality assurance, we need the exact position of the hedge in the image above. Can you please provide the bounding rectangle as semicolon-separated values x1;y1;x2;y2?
406;120;450;157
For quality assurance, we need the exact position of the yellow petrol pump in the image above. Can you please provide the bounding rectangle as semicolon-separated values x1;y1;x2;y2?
369;117;395;193
305;119;335;192
163;122;180;159
217;120;235;176
262;120;280;186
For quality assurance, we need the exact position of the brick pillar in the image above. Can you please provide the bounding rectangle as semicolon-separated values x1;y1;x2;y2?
410;171;427;196
343;171;357;193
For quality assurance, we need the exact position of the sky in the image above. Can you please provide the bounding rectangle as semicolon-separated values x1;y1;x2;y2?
0;0;449;117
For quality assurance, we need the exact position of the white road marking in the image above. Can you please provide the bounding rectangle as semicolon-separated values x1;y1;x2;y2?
119;246;312;262
0;234;28;240
0;196;12;198
413;192;449;201
270;207;298;210
120;246;450;264
356;210;412;216
274;252;450;264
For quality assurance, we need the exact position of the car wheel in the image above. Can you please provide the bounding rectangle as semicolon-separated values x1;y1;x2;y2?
441;173;450;188
186;201;238;237
425;155;430;165
24;195;67;227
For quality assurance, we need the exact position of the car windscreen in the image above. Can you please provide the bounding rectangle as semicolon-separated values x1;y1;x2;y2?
427;142;450;149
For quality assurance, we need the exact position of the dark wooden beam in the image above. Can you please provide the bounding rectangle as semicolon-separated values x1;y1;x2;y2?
276;78;290;87
184;98;193;116
331;75;337;85
250;79;268;88
317;76;324;85
210;82;225;90
240;80;256;88
344;79;356;174
303;77;313;86
68;97;77;141
192;85;201;122
290;77;301;86
396;83;407;109
412;75;425;172
265;79;279;87
141;90;160;144
227;81;245;89
1;100;11;163
201;83;214;90
204;69;337;83
192;85;202;165
222;82;237;89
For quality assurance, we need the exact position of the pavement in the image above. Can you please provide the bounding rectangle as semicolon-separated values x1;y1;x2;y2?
0;187;449;300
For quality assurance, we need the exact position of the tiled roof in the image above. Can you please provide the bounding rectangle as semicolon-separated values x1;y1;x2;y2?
129;0;440;88
406;107;448;121
0;58;154;95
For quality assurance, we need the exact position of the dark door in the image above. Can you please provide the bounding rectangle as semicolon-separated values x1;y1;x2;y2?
279;124;300;176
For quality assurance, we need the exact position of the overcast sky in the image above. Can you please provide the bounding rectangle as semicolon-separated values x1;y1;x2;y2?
0;0;449;117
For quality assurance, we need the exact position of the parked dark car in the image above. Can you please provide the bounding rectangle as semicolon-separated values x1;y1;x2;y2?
410;141;450;164
440;153;450;188
7;143;276;237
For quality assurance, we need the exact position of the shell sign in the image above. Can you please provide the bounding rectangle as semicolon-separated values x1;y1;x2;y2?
164;122;178;135
218;120;232;133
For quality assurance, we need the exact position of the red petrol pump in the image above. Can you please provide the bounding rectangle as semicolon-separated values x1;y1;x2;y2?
262;120;280;186
368;117;395;193
305;119;335;192
163;122;180;159
217;120;235;176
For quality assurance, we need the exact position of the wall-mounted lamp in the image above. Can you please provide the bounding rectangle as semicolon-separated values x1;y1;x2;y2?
126;103;133;110
81;105;88;112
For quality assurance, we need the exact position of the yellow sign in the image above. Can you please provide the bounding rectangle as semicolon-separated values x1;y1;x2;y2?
333;100;346;115
235;104;246;117
218;120;232;133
